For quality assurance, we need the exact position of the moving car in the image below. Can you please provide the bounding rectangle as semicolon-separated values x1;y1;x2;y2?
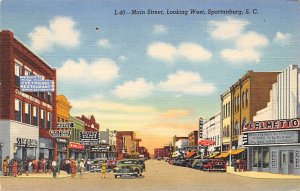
90;158;105;173
203;159;226;172
113;159;143;178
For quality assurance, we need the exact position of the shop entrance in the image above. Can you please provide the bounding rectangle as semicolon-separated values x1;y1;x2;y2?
280;151;294;174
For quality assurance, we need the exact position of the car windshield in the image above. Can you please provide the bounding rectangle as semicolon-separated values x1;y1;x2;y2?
118;160;138;165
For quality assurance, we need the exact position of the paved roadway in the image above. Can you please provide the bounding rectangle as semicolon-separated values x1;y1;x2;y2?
0;160;300;191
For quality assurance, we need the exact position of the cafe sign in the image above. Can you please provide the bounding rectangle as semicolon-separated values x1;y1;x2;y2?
243;118;300;132
244;131;300;145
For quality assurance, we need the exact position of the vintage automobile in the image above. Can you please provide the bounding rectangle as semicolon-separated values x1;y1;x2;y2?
113;159;143;178
202;159;226;172
90;158;106;173
137;159;146;172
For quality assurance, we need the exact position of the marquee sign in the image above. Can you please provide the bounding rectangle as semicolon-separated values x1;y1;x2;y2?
243;131;300;146
49;130;71;137
243;118;300;132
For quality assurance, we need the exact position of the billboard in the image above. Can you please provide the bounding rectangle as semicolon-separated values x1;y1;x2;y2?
79;131;100;145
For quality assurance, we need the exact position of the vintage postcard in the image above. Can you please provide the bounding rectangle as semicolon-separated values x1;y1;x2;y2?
0;0;300;191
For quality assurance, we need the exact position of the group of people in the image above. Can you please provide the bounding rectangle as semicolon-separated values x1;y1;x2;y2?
2;156;108;179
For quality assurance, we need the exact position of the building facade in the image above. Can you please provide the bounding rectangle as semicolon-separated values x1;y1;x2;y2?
188;130;198;149
0;31;56;166
69;116;85;161
116;131;136;159
99;129;117;160
221;89;231;152
246;65;300;175
202;112;221;154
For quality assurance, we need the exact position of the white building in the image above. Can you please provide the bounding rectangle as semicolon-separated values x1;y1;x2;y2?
99;129;117;159
175;139;188;152
202;112;221;153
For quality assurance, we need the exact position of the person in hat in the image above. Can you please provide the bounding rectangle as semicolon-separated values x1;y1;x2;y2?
79;159;85;179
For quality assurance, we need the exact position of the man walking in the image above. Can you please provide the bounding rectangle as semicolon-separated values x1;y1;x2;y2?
52;160;58;178
79;159;85;179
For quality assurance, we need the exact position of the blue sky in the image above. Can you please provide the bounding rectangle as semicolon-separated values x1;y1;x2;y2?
1;0;300;151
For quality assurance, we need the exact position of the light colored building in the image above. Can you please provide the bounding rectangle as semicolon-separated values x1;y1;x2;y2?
100;129;117;160
221;89;231;152
175;138;188;152
203;112;221;154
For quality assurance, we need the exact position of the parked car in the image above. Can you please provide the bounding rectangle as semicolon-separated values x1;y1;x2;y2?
107;160;118;171
113;159;143;178
203;159;226;172
136;159;146;172
192;159;210;170
90;158;106;173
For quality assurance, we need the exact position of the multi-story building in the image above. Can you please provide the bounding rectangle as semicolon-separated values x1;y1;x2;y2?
172;135;188;153
154;148;164;159
0;30;56;165
76;115;100;159
221;89;231;152
138;146;150;159
56;95;72;162
188;130;198;149
230;70;279;149
69;116;85;161
202;112;221;154
99;129;117;160
245;65;300;175
175;138;188;152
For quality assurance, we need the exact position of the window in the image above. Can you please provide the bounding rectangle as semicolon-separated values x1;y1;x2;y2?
47;112;52;129
263;147;269;168
242;118;247;130
237;95;240;111
33;106;39;126
14;99;22;122
228;102;231;116
24;103;32;124
41;109;46;128
47;92;52;103
253;147;259;167
227;125;230;137
245;90;249;106
241;92;244;108
234;121;240;136
15;63;22;86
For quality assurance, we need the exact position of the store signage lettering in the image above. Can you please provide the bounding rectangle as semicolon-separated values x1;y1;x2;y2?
15;89;52;110
243;118;300;132
20;76;55;92
69;142;84;150
90;145;109;152
16;138;37;148
49;130;71;137
57;122;74;128
245;131;299;145
79;131;99;144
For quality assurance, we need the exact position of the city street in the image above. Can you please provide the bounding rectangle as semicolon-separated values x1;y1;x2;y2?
0;160;300;191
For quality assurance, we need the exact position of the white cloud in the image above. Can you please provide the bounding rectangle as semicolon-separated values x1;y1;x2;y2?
209;17;249;40
147;42;212;63
178;43;212;62
221;49;261;63
153;24;168;34
148;42;177;63
236;31;269;49
273;32;291;44
113;78;154;98
29;16;80;51
158;71;215;95
57;58;119;85
97;38;111;48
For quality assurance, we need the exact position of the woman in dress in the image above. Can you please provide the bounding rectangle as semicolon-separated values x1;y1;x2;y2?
12;160;18;177
2;158;8;176
71;159;77;178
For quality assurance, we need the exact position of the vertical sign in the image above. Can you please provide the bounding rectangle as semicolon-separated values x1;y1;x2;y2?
199;117;203;139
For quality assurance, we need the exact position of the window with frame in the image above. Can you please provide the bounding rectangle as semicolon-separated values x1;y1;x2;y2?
245;90;249;106
33;106;39;126
47;112;52;129
234;121;240;136
14;99;22;122
41;109;46;128
24;103;32;124
237;95;240;111
15;63;22;86
263;147;270;168
253;147;259;167
47;92;52;104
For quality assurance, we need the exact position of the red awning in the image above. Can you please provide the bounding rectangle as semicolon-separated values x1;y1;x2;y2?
185;151;196;159
198;139;216;146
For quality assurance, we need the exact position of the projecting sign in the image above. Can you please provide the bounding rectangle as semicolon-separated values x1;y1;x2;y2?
244;131;300;145
49;130;71;137
20;76;55;92
57;122;74;128
79;131;99;145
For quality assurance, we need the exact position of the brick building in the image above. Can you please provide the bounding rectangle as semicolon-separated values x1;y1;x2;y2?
0;30;56;163
188;130;198;148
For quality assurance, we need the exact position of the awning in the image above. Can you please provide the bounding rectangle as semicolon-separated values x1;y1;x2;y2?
207;152;219;159
215;152;229;158
194;155;202;159
185;151;196;159
230;148;246;155
172;152;178;158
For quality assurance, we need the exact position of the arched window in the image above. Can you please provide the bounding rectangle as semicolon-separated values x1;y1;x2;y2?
245;89;249;106
242;117;248;130
241;92;244;108
223;126;227;137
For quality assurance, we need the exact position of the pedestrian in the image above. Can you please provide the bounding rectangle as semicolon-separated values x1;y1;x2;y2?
38;159;43;173
46;160;51;174
51;160;58;178
42;158;47;173
79;159;85;179
12;160;18;177
86;159;91;171
71;159;77;178
65;158;71;174
101;160;107;179
33;159;38;174
28;160;33;173
17;160;22;176
2;156;9;176
8;158;14;177
25;159;29;176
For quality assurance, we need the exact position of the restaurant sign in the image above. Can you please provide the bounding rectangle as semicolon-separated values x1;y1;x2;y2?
243;118;300;132
69;142;84;150
244;131;300;145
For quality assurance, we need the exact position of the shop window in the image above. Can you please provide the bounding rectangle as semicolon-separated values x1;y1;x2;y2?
290;151;294;164
33;106;39;126
295;150;300;168
263;147;269;168
253;147;259;167
24;103;32;124
14;99;22;122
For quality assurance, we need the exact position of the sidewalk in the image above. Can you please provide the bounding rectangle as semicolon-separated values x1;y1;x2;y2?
227;166;300;180
0;171;71;179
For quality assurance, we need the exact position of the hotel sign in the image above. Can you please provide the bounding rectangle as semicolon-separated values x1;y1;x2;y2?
243;118;300;132
244;131;300;145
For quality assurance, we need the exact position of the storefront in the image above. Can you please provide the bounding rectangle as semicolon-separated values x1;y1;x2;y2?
39;137;54;160
14;137;38;161
69;142;85;160
243;118;300;175
56;138;68;163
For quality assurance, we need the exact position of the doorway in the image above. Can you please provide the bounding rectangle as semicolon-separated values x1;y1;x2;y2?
280;151;294;174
